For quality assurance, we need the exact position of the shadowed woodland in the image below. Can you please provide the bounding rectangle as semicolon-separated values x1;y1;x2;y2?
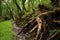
0;0;60;40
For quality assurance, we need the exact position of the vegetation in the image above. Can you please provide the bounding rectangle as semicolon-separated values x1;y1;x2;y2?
0;0;60;40
0;20;14;40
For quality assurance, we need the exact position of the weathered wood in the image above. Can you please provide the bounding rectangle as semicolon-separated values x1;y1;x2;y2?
18;18;37;35
47;32;58;40
26;25;37;34
53;20;60;24
17;9;58;35
35;17;42;40
16;8;60;40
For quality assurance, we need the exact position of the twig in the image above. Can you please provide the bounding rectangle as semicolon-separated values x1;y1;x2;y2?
53;20;60;24
39;32;44;40
26;25;37;34
18;10;56;35
47;32;58;40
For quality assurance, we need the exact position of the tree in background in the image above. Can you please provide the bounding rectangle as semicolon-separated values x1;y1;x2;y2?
0;0;2;16
22;0;26;11
13;0;21;11
51;0;59;7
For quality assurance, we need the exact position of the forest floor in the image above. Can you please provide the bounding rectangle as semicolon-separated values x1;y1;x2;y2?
0;20;14;40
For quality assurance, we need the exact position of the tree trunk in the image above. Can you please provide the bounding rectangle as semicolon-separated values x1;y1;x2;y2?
22;0;26;11
13;0;21;11
0;0;2;16
51;0;59;7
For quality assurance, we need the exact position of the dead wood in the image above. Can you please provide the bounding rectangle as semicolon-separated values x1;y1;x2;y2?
53;20;60;24
35;17;42;40
18;18;37;35
17;10;55;35
39;32;44;40
17;8;60;40
47;32;58;40
26;25;37;34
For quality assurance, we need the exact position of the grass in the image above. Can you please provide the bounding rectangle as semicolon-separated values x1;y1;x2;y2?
0;20;14;40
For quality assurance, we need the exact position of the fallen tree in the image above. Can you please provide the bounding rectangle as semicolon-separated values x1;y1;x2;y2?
15;7;60;40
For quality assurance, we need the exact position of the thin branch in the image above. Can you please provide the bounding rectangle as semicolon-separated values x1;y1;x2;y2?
17;19;37;35
39;32;44;40
26;25;37;34
53;20;60;24
38;7;60;18
17;9;57;35
47;32;58;40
